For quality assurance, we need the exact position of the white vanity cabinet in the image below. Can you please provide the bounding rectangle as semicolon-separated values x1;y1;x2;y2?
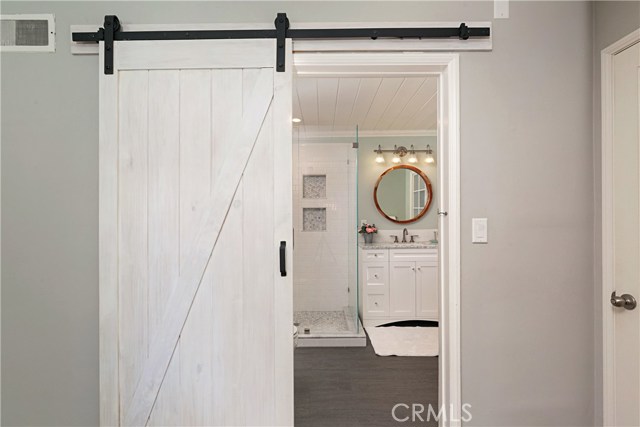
359;246;438;327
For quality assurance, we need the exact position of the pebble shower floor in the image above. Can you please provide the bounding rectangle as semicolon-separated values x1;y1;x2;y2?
293;311;353;335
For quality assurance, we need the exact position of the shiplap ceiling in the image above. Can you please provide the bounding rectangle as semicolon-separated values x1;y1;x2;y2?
293;76;437;137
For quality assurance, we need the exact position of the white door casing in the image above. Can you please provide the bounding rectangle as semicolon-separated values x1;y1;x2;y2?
602;29;640;427
99;39;293;426
294;51;461;426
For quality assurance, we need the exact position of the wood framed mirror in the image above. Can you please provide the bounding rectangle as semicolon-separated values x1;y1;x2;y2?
373;165;433;224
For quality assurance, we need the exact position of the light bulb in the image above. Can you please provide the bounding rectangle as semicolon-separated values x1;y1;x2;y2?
292;117;302;123
392;155;401;164
425;144;435;164
375;154;385;163
407;145;417;163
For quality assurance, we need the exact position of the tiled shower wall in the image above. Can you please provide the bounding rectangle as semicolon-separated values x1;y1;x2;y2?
293;142;357;312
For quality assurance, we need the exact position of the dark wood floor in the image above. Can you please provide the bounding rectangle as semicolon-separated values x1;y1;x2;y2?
294;338;438;427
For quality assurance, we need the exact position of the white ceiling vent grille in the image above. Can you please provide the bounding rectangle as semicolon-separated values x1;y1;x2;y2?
1;14;55;52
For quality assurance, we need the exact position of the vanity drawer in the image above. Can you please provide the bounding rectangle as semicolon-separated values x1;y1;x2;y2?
362;249;388;262
389;249;437;263
363;263;388;285
364;292;389;317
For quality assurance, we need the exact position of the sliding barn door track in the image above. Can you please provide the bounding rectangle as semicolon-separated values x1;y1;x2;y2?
72;13;490;75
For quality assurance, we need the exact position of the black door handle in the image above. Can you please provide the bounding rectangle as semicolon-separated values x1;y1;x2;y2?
280;241;287;277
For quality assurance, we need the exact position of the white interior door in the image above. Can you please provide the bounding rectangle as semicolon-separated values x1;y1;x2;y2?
99;39;293;426
610;41;640;426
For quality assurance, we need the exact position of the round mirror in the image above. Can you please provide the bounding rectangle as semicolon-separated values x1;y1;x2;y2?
374;165;433;224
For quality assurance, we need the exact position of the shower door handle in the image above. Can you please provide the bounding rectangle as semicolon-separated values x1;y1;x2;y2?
280;241;287;277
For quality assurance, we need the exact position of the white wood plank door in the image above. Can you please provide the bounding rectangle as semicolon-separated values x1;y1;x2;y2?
99;39;293;427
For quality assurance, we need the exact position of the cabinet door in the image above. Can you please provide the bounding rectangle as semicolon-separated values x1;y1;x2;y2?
416;261;438;319
389;262;416;317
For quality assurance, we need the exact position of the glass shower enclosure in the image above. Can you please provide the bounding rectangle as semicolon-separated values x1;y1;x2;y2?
292;124;361;343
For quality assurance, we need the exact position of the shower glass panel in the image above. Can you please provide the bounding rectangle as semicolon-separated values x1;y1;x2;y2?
348;126;359;334
292;121;360;338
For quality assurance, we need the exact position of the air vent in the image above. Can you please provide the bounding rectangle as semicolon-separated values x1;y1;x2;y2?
1;14;55;52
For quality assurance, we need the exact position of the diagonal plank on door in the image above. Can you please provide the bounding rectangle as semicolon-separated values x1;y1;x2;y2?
123;67;275;427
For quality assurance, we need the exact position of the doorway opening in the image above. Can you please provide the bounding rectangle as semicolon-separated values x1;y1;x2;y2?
290;51;460;426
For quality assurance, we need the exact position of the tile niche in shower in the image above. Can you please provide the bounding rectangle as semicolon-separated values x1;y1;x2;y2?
303;175;326;199
303;207;326;231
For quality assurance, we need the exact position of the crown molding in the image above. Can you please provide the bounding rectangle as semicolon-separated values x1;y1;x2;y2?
296;129;437;141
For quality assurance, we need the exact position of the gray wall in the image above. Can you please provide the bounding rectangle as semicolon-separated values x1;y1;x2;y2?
592;2;640;425
460;3;594;424
1;2;598;426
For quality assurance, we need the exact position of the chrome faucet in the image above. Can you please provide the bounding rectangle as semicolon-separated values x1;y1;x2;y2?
402;228;409;243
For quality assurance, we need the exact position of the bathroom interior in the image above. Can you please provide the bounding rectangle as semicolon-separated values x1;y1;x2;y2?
291;74;440;355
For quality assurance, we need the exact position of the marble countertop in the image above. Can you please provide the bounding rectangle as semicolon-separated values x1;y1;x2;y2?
359;242;439;250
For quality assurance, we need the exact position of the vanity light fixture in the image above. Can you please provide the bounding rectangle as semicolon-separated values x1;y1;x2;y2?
394;145;408;164
374;144;425;165
375;145;385;163
407;145;418;163
292;117;302;123
425;144;435;164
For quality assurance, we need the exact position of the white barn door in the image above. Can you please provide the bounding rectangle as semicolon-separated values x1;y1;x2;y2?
99;39;293;426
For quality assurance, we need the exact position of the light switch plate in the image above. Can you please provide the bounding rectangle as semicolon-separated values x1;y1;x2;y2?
472;218;488;243
494;0;509;19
